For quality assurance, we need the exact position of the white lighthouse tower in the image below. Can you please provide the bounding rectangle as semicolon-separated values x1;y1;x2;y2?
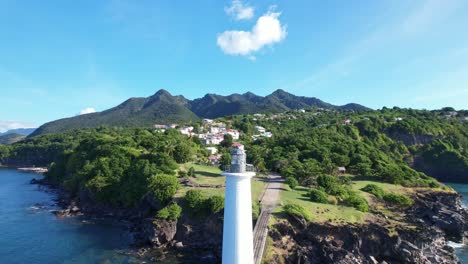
221;143;256;264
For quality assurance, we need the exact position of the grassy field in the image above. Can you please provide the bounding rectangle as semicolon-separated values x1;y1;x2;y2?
275;185;365;224
177;163;267;202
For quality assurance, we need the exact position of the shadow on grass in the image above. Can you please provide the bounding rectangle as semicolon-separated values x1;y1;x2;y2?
195;170;222;178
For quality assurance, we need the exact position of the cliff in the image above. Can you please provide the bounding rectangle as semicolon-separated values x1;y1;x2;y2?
265;190;467;264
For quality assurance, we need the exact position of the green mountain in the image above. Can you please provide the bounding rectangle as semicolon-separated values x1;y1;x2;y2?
31;89;370;136
0;133;26;145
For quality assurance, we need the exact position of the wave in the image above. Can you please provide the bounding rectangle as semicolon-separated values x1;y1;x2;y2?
448;241;465;249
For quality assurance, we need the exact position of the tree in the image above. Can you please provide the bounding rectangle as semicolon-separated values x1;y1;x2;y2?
220;134;233;148
188;167;195;177
207;195;224;214
185;189;205;210
150;174;179;205
220;153;231;167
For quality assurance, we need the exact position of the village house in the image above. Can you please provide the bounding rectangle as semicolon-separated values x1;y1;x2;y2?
203;118;214;124
179;126;194;136
204;134;224;145
225;129;240;140
210;126;221;134
208;154;222;165
343;119;352;125
255;126;266;133
337;166;346;174
205;147;218;155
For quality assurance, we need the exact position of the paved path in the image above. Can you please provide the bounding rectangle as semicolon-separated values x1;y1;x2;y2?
253;174;283;264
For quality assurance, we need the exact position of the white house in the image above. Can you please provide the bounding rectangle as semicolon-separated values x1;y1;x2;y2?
225;129;239;140
203;118;214;124
255;126;266;133
206;147;218;155
179;126;194;136
210;126;221;134
343;119;352;125
205;134;224;145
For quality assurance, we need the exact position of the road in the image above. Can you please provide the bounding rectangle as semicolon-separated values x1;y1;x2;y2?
253;174;283;264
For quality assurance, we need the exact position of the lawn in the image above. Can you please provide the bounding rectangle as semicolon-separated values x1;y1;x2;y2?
176;163;267;203
180;163;225;185
275;185;365;224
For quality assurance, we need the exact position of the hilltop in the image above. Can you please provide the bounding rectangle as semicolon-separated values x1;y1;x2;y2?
30;89;369;136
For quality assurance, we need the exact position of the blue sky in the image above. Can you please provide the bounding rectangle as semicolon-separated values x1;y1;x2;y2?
1;0;467;131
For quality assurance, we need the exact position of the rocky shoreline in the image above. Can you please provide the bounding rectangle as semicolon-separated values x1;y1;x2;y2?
266;190;467;264
30;176;467;264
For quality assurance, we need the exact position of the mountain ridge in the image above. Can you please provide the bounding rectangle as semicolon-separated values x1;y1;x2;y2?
30;89;370;136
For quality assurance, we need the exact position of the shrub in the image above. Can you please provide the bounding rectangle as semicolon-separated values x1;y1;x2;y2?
185;189;205;210
328;184;351;199
207;195;224;214
361;184;385;199
283;204;312;222
188;167;195;177
286;177;298;189
150;174;179;204
344;193;369;212
327;196;338;205
383;193;413;206
309;189;329;204
156;203;182;220
177;170;187;178
316;174;337;192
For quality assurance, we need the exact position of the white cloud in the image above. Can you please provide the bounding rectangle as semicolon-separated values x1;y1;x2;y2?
225;0;254;20
217;9;287;56
0;121;36;133
79;107;97;115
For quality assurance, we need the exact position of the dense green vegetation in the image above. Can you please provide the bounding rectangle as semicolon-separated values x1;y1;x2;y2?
235;107;467;184
2;127;206;209
0;106;466;222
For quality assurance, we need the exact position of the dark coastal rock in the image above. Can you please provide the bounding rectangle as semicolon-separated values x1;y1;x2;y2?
138;219;178;247
267;190;466;264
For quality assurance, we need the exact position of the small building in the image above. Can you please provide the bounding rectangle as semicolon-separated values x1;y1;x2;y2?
210;126;221;134
225;129;239;140
343;119;352;125
208;154;222;165
168;123;178;129
299;109;306;113
395;117;404;121
203;118;214;124
179;126;194;136
206;147;218;155
337;167;346;174
154;124;167;129
255;126;266;133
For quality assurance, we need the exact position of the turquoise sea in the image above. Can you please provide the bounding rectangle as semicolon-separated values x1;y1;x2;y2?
0;168;139;264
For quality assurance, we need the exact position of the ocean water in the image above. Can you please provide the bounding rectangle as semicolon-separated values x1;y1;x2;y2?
0;168;140;264
445;182;468;263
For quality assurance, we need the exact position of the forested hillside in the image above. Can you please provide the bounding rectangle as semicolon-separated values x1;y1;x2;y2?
30;89;369;136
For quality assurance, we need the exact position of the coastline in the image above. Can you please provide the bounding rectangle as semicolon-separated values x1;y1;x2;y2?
27;173;467;264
